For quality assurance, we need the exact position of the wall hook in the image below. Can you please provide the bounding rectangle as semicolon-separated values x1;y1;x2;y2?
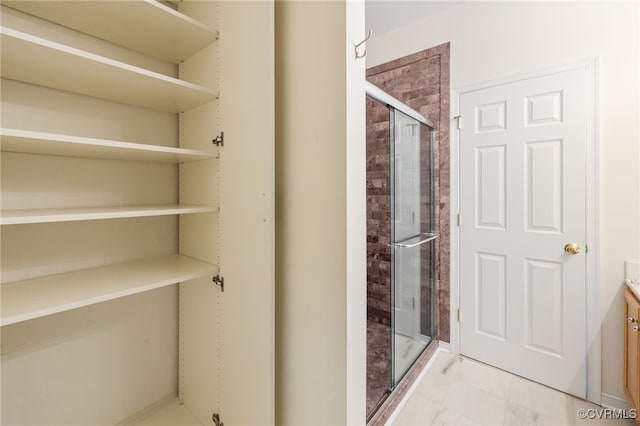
355;29;372;59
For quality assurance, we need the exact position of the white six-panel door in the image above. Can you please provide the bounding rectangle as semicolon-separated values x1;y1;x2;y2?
459;65;589;397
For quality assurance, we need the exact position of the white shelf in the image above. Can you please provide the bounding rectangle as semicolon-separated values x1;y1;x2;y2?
1;205;216;226
2;0;216;63
0;27;216;113
123;397;202;426
0;129;217;163
1;254;218;326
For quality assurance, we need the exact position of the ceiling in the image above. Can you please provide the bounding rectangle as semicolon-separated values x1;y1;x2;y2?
365;1;458;36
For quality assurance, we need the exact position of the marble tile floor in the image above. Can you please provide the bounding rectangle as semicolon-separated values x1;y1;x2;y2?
390;351;637;426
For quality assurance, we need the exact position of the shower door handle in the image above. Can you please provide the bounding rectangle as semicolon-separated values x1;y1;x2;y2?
389;233;438;248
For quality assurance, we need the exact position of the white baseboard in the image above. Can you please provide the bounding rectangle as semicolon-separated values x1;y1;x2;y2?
438;341;451;352
601;393;630;410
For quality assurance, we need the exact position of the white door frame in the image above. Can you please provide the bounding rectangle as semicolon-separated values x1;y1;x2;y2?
449;58;600;403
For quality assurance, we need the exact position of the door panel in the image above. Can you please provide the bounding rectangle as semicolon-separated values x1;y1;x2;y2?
459;65;588;397
476;252;507;340
525;259;563;356
476;145;506;229
525;140;563;233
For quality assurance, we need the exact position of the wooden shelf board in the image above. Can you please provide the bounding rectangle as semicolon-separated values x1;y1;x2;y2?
1;254;218;326
0;28;216;113
1;204;216;225
2;0;216;63
1;128;217;163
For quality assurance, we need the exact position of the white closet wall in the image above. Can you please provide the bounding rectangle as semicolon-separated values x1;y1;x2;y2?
1;1;274;425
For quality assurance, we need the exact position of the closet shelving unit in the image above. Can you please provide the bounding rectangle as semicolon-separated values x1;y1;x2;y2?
1;1;274;425
1;254;218;327
0;1;219;327
0;128;218;163
0;26;216;112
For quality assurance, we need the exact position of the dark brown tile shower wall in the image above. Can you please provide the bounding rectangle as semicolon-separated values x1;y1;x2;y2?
366;43;451;342
366;98;392;327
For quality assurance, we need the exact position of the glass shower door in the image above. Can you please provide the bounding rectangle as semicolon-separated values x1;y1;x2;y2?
365;82;437;419
390;109;436;384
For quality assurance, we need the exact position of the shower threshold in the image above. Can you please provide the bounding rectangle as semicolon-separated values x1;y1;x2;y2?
367;338;439;425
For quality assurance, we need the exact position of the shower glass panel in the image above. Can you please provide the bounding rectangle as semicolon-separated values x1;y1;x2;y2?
390;109;436;383
365;82;436;420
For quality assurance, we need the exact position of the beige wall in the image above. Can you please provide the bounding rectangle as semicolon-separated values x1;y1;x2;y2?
367;1;640;403
275;1;366;424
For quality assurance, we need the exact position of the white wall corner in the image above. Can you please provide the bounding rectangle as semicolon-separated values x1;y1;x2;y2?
601;393;630;410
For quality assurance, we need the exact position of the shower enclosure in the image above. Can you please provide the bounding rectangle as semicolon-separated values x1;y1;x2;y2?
365;82;437;419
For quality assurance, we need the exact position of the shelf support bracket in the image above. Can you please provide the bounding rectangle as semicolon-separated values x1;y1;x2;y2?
212;413;224;426
212;275;224;292
212;132;224;147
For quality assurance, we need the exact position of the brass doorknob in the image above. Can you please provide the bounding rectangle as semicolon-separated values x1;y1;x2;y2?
564;243;580;255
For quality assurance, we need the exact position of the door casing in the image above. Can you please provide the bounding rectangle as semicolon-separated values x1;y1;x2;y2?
450;59;600;403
